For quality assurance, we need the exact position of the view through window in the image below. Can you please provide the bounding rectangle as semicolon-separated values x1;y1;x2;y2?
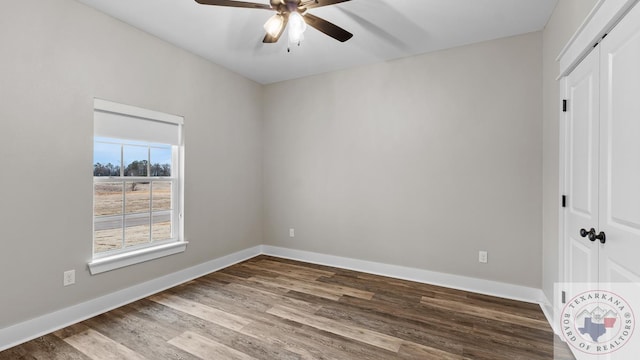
93;137;177;255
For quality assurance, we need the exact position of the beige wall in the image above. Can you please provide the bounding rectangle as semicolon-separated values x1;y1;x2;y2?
541;0;598;304
0;0;262;328
263;32;543;288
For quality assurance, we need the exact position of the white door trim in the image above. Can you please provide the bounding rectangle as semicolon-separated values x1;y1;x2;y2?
556;0;638;78
558;77;567;309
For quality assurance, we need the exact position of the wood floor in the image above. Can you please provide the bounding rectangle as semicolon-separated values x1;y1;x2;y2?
1;256;575;359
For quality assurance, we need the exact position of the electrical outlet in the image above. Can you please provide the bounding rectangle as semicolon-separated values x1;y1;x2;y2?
289;228;295;237
479;251;488;264
63;270;75;286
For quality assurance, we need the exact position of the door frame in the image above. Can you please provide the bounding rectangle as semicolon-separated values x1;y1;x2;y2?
556;0;639;318
557;0;639;78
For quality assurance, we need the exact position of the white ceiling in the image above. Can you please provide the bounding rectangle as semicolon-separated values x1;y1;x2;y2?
76;0;557;84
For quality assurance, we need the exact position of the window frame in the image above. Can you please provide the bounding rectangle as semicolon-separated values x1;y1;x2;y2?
92;140;178;258
88;99;186;275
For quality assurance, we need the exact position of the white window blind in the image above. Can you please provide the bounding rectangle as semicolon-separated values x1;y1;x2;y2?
93;99;183;145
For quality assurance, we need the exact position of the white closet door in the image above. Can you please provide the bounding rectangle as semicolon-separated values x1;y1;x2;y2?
598;2;640;286
564;47;600;294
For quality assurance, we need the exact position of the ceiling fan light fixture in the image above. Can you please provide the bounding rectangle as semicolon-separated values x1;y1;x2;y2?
194;0;353;45
288;11;307;44
263;14;285;37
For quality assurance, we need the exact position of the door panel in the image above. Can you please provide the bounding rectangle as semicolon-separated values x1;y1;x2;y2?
605;260;640;284
568;237;597;284
564;47;600;289
607;29;640;231
568;71;598;218
599;1;640;285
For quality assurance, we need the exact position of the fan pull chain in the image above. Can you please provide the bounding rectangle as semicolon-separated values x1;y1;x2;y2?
287;41;302;53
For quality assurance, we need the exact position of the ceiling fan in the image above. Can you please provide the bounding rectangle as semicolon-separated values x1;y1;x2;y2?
194;0;353;46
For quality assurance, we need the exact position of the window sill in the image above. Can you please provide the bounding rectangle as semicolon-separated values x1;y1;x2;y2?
88;241;188;275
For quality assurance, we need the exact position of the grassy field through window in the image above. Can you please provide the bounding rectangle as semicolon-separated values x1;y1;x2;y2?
94;182;172;253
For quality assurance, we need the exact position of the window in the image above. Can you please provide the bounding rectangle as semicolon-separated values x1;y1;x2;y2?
89;99;185;274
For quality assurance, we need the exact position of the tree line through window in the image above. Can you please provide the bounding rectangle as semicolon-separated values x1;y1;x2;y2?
93;161;171;177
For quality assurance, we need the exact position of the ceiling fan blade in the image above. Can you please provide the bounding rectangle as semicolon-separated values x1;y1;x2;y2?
263;14;289;43
194;0;273;10
304;13;353;42
263;33;279;43
302;0;352;9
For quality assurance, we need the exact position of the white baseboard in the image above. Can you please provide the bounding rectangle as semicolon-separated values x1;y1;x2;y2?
0;245;262;352
262;245;547;304
539;299;559;335
1;244;552;352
